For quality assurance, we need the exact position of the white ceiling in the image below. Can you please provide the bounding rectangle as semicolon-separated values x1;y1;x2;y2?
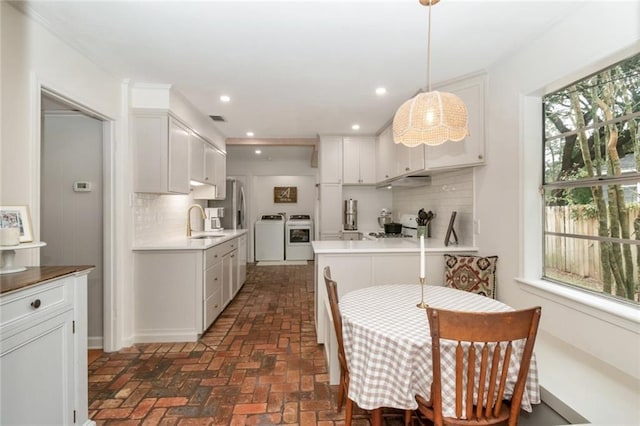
22;0;582;139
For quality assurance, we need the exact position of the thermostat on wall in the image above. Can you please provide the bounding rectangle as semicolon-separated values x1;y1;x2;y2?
73;181;92;192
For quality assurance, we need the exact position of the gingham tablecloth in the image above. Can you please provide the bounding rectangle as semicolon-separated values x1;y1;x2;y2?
339;285;540;417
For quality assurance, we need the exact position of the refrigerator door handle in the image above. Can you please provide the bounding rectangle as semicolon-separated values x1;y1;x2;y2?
239;185;246;229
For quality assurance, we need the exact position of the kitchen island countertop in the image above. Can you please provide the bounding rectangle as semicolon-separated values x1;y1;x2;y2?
312;238;477;254
132;229;248;251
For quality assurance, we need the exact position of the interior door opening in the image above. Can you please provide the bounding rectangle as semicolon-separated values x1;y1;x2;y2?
40;92;107;349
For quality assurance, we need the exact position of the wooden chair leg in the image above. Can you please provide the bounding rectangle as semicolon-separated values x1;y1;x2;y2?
337;372;345;412
344;398;353;426
404;409;413;426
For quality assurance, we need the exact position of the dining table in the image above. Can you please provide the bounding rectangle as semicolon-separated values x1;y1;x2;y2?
339;284;540;425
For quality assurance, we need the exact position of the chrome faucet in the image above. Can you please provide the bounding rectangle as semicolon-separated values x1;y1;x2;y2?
187;204;206;237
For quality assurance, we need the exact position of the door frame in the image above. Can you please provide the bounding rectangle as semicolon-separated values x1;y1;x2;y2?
33;81;117;351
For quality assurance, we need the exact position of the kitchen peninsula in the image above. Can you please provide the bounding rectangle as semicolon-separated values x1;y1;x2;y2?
312;237;477;384
132;229;248;343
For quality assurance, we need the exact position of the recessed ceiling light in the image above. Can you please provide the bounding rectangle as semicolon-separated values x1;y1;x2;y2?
352;124;360;130
375;87;387;95
255;149;262;155
220;95;231;102
246;131;255;137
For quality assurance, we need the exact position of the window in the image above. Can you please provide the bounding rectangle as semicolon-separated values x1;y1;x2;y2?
542;53;640;305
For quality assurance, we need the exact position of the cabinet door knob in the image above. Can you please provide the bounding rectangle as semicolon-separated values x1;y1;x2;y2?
30;299;42;309
478;154;484;160
405;167;410;171
214;277;218;281
231;254;235;258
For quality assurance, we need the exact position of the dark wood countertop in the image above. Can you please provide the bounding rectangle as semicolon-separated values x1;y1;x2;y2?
0;266;94;295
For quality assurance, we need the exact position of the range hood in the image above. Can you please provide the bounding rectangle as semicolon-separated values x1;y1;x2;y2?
378;175;431;188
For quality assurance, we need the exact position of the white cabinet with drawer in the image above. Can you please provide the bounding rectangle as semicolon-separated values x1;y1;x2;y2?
203;245;224;331
0;269;92;426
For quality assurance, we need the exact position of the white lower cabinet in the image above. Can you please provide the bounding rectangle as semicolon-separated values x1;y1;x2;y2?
134;233;248;341
238;235;247;287
204;246;224;331
0;270;92;426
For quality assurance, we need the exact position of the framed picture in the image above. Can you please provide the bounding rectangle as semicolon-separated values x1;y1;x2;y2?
274;186;297;203
0;205;33;243
444;211;458;247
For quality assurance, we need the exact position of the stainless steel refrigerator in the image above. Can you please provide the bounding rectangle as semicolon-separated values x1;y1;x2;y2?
208;179;246;230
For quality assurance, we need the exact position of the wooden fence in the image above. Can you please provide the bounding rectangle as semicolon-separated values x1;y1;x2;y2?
545;206;640;284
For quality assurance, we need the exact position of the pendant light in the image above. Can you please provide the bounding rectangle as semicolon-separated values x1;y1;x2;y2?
393;0;468;147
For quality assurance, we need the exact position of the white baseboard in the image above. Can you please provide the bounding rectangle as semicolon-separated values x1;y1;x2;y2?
88;336;103;350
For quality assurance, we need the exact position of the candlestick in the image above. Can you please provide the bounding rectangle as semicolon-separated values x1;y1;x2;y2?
419;235;425;279
416;277;428;309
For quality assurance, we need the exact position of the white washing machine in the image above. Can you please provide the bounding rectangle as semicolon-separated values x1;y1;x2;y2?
254;214;285;261
285;215;314;260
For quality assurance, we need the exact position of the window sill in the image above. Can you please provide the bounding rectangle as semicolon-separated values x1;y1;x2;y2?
515;277;639;332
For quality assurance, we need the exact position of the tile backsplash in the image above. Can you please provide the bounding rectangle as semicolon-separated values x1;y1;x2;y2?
392;168;474;245
134;193;203;244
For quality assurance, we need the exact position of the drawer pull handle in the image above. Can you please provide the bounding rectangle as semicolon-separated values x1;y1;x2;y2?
214;277;218;281
31;299;42;309
214;304;219;308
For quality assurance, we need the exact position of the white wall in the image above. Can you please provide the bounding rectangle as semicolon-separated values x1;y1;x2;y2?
1;2;130;351
480;2;640;423
392;169;474;246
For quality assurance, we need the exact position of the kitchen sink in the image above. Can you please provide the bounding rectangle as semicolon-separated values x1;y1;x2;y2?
189;235;223;240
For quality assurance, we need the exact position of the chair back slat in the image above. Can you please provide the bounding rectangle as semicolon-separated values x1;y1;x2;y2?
475;344;489;419
455;343;463;417
485;343;501;418
323;267;348;374
426;307;541;426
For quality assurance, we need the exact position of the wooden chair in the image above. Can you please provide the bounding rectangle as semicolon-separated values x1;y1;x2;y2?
325;266;414;426
415;307;541;426
323;266;354;423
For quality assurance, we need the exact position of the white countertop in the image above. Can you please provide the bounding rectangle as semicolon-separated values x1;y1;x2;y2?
132;229;248;251
311;238;477;254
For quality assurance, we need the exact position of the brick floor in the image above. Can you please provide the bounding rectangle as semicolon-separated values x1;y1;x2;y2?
89;263;411;425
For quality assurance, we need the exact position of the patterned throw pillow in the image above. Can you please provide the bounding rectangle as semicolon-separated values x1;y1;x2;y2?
444;254;498;299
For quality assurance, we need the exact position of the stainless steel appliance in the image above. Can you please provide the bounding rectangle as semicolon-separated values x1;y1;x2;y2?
204;207;224;232
285;215;314;260
208;179;246;230
343;199;357;230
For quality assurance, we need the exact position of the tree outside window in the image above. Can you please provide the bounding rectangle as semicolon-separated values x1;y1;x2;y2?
543;53;639;304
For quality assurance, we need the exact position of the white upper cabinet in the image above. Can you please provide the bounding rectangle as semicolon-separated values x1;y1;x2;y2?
190;132;206;183
343;136;376;185
376;125;396;182
319;136;343;183
134;113;190;194
425;73;486;170
213;149;227;199
395;142;425;176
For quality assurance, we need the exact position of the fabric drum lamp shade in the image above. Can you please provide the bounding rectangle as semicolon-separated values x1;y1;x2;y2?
393;91;468;146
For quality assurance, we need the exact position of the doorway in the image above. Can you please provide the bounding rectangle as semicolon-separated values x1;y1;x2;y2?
40;93;105;349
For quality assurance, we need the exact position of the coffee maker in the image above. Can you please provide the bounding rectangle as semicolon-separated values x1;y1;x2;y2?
204;207;224;231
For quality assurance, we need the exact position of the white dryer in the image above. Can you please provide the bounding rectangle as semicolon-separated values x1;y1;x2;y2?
254;215;285;261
